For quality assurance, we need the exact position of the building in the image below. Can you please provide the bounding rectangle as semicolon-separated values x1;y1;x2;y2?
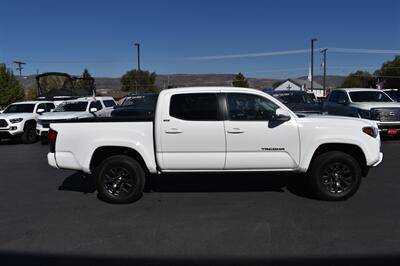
274;78;326;97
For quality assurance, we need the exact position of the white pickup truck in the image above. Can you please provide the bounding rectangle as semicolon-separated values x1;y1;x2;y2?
47;87;383;203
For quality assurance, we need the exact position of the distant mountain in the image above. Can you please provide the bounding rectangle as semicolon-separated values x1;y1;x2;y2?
296;75;346;88
17;74;346;94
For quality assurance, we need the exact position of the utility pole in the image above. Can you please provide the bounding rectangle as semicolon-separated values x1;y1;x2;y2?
310;38;317;91
320;48;328;94
134;43;141;71
13;61;26;76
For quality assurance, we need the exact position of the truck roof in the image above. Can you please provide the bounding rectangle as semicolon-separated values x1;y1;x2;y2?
11;100;53;105
336;88;382;92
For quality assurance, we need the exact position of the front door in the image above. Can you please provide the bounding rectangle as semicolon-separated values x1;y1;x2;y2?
159;92;226;170
224;93;300;170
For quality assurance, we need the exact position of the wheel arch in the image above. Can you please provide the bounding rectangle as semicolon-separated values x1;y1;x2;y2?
90;146;149;174
309;143;368;177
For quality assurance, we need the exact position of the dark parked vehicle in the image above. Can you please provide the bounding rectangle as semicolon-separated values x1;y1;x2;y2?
111;93;158;119
268;91;322;115
383;89;400;102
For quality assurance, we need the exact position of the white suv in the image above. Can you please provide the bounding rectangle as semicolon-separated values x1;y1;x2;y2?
37;96;116;143
0;101;55;143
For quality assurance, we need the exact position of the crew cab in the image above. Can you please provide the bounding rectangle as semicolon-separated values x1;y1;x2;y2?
323;88;400;135
0;101;55;143
47;87;383;203
37;96;116;143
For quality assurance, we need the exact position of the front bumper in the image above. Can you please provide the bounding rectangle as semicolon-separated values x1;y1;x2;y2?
377;122;400;134
372;152;384;167
36;124;49;136
0;121;25;137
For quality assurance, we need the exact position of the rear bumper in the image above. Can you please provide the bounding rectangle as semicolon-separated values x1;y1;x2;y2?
47;153;58;169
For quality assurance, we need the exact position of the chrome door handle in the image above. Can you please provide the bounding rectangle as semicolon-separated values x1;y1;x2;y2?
227;128;245;134
165;128;183;134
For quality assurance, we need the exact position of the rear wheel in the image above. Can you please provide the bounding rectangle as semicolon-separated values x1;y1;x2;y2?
309;151;362;201
21;124;38;144
95;155;145;203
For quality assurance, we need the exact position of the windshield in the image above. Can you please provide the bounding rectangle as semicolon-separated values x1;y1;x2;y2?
349;91;393;102
384;91;400;101
54;101;88;112
3;104;35;113
274;93;314;104
122;95;158;109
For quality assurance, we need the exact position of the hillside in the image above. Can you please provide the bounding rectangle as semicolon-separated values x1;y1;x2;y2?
17;74;345;93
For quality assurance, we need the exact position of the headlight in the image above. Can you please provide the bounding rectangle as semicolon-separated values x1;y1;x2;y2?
363;126;379;138
9;118;23;123
358;109;371;119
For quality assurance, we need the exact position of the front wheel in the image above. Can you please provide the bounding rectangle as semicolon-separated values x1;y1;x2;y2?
21;124;38;144
309;151;362;201
95;155;145;203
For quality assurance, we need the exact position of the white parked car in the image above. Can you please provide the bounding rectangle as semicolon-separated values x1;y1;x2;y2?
37;96;116;143
48;87;383;203
0;101;55;143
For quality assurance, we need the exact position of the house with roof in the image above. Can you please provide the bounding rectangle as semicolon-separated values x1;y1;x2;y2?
274;78;326;97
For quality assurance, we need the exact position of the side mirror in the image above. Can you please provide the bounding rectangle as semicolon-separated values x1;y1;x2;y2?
90;107;98;113
37;108;45;114
274;108;291;122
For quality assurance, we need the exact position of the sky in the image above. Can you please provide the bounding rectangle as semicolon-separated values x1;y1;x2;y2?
1;0;399;78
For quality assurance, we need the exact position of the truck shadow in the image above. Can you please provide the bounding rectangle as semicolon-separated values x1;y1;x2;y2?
59;172;314;199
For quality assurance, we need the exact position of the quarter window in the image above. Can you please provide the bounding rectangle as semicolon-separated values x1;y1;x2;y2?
170;93;219;121
103;100;116;107
227;93;279;121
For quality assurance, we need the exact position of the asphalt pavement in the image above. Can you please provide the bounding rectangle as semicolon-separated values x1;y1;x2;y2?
0;139;400;265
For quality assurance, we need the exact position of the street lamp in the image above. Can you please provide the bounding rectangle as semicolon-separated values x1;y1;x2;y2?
311;38;318;91
320;48;328;93
134;43;141;71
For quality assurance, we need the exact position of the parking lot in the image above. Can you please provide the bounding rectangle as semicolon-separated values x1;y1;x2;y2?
0;139;400;265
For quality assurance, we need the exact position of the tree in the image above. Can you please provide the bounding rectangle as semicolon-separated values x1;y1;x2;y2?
375;56;400;89
0;64;25;108
232;72;249;87
120;69;158;93
340;70;376;88
74;68;95;92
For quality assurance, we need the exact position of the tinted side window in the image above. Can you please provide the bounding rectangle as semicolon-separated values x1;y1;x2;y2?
103;100;116;107
36;103;46;113
329;91;339;102
227;93;279;121
90;101;103;111
170;93;219;121
336;91;349;103
45;103;55;111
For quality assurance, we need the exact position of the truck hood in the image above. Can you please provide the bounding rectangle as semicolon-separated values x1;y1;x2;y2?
0;113;35;120
350;102;400;110
298;115;377;128
39;112;92;121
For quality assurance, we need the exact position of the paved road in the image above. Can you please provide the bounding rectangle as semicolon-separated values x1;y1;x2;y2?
0;139;399;265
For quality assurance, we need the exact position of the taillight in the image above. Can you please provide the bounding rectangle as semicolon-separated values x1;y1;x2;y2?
48;129;58;153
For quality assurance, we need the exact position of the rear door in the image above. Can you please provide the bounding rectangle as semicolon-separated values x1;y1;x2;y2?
159;92;226;170
224;92;300;170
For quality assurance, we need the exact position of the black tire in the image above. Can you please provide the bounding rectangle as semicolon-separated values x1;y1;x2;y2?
95;155;145;203
309;151;362;201
21;124;38;144
40;134;48;145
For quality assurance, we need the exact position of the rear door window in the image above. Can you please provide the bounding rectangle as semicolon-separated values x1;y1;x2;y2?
169;93;219;121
